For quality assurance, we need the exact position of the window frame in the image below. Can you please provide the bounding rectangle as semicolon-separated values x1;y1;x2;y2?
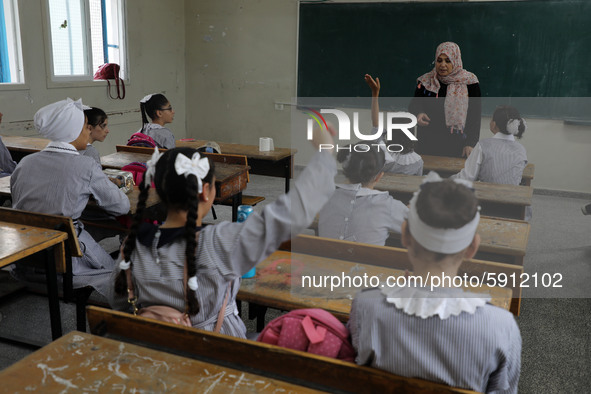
0;0;27;90
42;0;129;88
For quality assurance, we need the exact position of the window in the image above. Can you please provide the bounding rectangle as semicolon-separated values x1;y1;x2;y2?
0;0;24;83
46;0;126;81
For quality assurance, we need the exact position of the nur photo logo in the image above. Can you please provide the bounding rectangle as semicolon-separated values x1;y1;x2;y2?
303;108;418;152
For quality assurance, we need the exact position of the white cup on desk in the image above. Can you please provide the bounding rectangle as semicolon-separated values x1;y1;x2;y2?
259;137;274;151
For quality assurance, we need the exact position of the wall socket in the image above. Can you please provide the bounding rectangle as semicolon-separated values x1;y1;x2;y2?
274;102;284;111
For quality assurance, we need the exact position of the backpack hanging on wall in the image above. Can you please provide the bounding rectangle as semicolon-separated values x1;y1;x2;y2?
94;63;126;100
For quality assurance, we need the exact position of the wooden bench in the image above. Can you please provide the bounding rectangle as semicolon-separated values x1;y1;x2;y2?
87;306;478;393
422;154;535;186
115;145;266;208
0;207;94;333
309;215;530;266
376;172;533;220
0;220;67;345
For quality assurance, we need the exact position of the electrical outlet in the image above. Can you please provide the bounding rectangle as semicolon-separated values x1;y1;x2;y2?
274;102;284;111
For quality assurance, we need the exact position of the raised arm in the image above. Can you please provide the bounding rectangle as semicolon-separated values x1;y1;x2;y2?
365;74;380;128
203;125;337;278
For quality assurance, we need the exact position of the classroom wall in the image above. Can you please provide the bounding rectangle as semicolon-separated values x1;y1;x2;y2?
0;0;187;157
185;0;591;194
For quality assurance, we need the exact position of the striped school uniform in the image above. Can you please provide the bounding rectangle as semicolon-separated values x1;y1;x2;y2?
318;184;408;246
107;151;337;338
11;142;130;295
453;133;527;185
349;287;521;393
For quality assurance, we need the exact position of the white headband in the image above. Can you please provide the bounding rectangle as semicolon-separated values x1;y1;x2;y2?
407;172;480;254
140;94;154;104
174;152;210;193
506;118;526;136
34;98;86;143
144;147;163;185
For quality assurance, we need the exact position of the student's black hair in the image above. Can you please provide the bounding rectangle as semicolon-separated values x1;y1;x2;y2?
411;179;478;261
337;143;385;185
84;107;107;128
115;147;215;316
140;94;170;132
492;105;526;139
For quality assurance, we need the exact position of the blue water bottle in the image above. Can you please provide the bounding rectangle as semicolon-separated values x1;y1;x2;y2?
238;205;256;278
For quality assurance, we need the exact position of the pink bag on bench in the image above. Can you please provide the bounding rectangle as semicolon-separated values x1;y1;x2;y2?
257;308;355;362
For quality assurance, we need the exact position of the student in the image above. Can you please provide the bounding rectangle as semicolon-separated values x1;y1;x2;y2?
348;174;521;393
0;112;17;178
107;126;337;338
135;93;176;149
452;105;527;185
79;107;109;165
10;99;130;296
365;74;424;176
318;142;408;246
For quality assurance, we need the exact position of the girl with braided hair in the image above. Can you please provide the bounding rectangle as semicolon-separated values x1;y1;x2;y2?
107;126;337;337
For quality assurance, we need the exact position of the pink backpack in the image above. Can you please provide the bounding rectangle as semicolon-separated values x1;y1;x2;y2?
121;161;147;186
257;308;355;362
127;132;157;148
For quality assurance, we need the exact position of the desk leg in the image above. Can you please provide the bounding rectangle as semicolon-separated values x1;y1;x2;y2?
248;303;268;332
284;157;292;193
44;248;62;340
232;192;243;222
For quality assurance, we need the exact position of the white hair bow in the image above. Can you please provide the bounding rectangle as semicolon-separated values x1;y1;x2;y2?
144;147;163;185
140;94;154;104
506;119;526;136
174;152;210;193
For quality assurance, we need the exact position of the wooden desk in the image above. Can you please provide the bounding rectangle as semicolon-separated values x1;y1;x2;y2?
177;139;297;193
1;135;50;162
102;151;249;220
310;215;530;266
239;249;513;329
422;155;535;186
0;221;67;343
0;331;321;393
376;173;533;220
0;177;159;217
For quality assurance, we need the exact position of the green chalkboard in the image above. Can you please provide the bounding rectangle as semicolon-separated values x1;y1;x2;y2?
297;1;591;118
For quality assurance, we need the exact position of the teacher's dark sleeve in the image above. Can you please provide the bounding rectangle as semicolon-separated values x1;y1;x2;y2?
465;82;482;147
408;83;424;116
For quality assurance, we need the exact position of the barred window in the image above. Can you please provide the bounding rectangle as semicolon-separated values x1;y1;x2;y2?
46;0;126;81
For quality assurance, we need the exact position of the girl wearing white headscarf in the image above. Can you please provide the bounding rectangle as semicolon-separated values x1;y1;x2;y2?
10;98;130;297
409;42;482;158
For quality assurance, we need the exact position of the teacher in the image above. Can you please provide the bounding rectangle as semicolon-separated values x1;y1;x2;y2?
409;42;481;158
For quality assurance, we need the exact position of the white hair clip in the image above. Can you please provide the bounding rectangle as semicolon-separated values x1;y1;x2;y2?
119;260;131;270
144;147;163;185
140;94;154;104
506;119;525;135
174;152;210;193
188;276;198;291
